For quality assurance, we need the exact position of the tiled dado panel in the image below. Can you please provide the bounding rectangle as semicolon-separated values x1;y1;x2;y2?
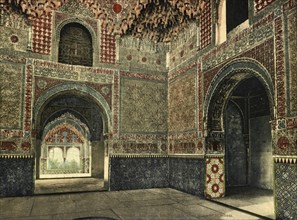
205;156;225;198
109;156;169;190
169;157;205;197
275;160;297;220
0;156;34;197
120;77;167;133
169;66;197;132
32;12;52;55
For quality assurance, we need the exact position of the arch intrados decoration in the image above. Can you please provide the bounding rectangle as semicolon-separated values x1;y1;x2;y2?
204;58;274;133
34;83;112;136
43;113;89;143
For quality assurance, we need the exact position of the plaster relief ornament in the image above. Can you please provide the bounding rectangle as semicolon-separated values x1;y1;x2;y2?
1;0;207;42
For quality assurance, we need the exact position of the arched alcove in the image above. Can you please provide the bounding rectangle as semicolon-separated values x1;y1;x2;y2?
204;58;275;218
33;83;112;192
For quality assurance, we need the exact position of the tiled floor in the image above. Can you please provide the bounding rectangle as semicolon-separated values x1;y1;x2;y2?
0;188;270;220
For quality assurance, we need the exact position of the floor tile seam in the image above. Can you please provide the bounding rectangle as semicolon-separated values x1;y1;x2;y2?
29;197;36;217
172;203;216;219
109;208;125;220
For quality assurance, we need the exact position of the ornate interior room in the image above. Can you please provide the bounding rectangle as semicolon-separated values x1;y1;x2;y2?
0;0;296;219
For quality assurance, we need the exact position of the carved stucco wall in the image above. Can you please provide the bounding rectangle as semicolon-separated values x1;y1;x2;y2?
120;77;167;134
169;68;197;132
0;63;24;129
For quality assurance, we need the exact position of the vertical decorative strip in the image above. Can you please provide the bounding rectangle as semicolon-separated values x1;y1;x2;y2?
24;63;33;132
205;156;225;198
113;71;119;138
275;16;286;119
197;62;203;133
200;0;212;49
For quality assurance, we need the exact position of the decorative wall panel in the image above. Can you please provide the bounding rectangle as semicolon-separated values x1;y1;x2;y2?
0;157;34;197
0;63;24;129
0;11;29;51
287;11;297;113
254;0;276;12
205;157;225;198
275;162;297;220
275;16;286;118
120;78;167;133
110;156;169;190
200;0;211;49
169;70;197;132
169;157;205;197
33;60;114;84
32;12;52;55
100;29;116;64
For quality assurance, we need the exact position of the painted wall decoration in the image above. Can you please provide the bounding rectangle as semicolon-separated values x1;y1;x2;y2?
287;10;297;114
120;77;167;134
169;70;197;132
205;157;225;198
0;63;24;129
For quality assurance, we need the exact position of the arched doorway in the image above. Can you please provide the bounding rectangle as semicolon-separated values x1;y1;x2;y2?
204;59;275;218
33;83;112;193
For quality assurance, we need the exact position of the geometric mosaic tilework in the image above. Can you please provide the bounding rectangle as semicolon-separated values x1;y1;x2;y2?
275;162;297;220
110;156;169;191
205;156;225;198
254;0;276;12
200;0;211;49
0;157;34;197
169;157;205;197
32;12;52;55
100;28;116;64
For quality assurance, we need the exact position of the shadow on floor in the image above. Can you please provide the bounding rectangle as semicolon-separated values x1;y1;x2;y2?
35;178;106;194
212;186;275;219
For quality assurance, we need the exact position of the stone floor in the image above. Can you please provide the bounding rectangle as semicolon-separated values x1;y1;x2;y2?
0;188;273;220
212;186;275;219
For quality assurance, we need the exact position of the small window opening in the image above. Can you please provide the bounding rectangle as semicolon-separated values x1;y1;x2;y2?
58;23;93;66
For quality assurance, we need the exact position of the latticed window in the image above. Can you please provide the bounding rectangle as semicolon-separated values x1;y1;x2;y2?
58;23;93;66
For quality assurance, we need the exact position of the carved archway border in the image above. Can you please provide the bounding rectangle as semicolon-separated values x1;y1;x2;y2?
34;82;112;135
204;58;275;134
51;17;99;66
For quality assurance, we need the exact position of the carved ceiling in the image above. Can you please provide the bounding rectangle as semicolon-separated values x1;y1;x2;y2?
1;0;207;42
